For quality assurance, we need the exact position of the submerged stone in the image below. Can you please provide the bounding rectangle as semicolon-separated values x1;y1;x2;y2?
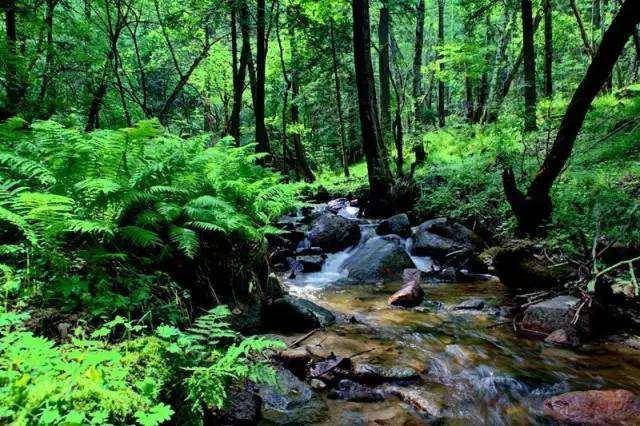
543;389;640;424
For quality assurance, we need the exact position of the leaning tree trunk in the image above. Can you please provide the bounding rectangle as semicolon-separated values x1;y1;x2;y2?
378;4;392;137
352;0;394;213
521;0;537;131
412;0;425;125
503;0;640;235
255;0;270;154
437;0;445;127
543;0;553;97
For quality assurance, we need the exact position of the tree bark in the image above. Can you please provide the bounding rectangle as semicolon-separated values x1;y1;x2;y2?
412;0;425;125
521;0;537;131
352;0;394;212
229;1;250;144
378;4;392;136
437;0;445;127
503;0;640;235
570;0;594;57
485;13;541;123
38;0;58;115
543;0;553;97
3;1;22;119
255;0;270;153
289;11;315;182
330;19;350;177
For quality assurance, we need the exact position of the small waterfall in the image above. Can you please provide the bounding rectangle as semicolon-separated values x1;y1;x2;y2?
288;219;435;289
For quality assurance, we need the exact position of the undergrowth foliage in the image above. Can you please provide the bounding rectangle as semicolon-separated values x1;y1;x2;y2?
0;308;282;425
0;118;299;313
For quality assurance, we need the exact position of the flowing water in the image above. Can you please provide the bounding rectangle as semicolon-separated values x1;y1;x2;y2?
283;220;640;425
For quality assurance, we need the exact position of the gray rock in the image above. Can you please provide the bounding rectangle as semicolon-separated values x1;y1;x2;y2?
415;217;482;249
328;379;384;402
307;213;361;253
350;363;420;385
265;296;336;332
545;328;580;347
326;198;350;214
208;381;261;425
259;367;328;424
376;213;411;238
453;298;485;311
340;236;415;284
296;255;324;272
520;295;591;336
410;231;468;259
388;280;424;308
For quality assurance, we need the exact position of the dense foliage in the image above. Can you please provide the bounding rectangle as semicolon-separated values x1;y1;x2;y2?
2;0;640;422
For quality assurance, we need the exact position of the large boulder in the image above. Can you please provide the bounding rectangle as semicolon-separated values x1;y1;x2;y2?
307;213;360;253
483;240;573;289
417;218;482;247
258;367;328;424
376;213;411;238
543;390;640;424
410;231;468;259
520;295;591;336
340;235;415;284
264;296;336;332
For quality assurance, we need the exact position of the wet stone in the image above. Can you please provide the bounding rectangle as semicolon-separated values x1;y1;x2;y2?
350;363;420;385
328;379;384;402
543;389;640;424
453;298;486;311
296;255;324;272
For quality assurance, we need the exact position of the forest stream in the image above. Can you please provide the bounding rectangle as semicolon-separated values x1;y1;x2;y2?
267;207;640;425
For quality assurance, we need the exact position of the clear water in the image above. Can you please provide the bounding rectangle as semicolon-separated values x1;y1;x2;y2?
282;222;640;424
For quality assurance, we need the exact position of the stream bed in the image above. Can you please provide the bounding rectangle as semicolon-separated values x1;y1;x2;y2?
281;272;640;424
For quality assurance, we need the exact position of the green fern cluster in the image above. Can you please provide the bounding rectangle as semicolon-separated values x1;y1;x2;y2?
0;118;300;310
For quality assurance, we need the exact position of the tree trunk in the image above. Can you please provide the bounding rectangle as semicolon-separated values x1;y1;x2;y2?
85;52;114;132
289;13;315;182
474;15;491;122
503;0;640;235
521;0;537;131
437;0;445;127
255;0;270;154
412;0;425;125
3;1;21;119
485;13;541;123
378;4;392;137
352;0;394;212
229;1;250;144
570;0;594;57
38;0;57;115
330;19;350;177
543;0;553;97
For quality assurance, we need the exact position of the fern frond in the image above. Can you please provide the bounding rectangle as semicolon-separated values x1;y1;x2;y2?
169;226;198;258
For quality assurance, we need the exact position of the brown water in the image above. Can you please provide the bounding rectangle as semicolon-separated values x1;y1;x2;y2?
284;280;640;425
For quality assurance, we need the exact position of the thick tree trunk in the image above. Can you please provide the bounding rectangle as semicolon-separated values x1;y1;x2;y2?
543;0;553;97
85;52;114;132
330;19;350;177
378;4;392;137
352;0;394;212
255;0;270;154
521;0;537;131
238;1;257;107
503;0;640;235
412;0;425;125
437;0;445;127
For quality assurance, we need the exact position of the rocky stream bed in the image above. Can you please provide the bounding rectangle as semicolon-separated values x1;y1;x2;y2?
216;198;640;425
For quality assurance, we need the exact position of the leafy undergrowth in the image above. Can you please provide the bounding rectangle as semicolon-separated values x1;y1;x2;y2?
0;119;294;424
412;91;640;256
0;307;283;425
